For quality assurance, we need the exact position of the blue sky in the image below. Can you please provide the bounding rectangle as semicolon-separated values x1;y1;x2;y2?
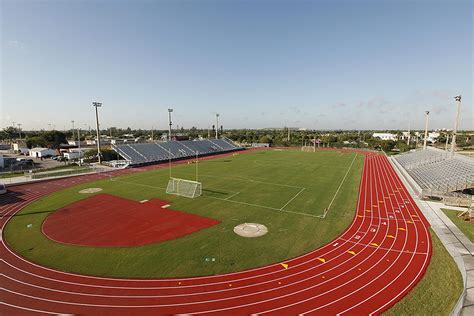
1;0;472;131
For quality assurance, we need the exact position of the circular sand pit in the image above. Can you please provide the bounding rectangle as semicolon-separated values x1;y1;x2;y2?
79;188;103;194
234;223;268;238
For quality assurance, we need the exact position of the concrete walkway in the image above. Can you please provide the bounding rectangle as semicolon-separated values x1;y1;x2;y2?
391;158;473;316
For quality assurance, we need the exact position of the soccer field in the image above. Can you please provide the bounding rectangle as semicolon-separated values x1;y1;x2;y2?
5;149;364;278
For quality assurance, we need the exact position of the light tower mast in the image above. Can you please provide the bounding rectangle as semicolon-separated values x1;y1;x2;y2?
451;95;462;157
92;102;102;164
168;108;173;141
423;111;430;150
215;113;219;139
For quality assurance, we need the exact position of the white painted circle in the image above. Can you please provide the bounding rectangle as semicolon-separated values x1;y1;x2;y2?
233;223;268;238
79;188;103;194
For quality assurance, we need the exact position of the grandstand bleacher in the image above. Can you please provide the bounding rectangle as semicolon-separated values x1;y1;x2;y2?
112;138;242;166
392;147;474;193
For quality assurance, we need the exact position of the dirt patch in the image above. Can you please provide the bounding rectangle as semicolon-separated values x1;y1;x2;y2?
42;193;220;247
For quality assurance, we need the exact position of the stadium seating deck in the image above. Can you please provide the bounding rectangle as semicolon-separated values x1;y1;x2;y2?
393;147;474;192
112;139;242;166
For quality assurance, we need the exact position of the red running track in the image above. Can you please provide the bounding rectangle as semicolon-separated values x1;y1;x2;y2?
0;151;432;315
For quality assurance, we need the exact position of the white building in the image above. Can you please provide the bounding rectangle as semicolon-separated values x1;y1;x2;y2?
63;148;87;160
29;147;56;158
13;143;29;154
372;133;397;141
427;132;440;143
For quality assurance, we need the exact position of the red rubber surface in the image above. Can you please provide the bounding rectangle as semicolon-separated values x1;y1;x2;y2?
0;150;432;315
42;194;220;247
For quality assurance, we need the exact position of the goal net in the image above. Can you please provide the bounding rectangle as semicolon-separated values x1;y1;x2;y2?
166;177;202;198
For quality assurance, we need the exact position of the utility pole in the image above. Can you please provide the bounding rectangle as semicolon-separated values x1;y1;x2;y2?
71;120;75;141
17;124;22;140
288;127;291;142
92;102;102;164
423;111;430;150
168;108;173;141
451;95;462;157
445;132;449;151
407;123;411;146
208;126;210;138
215;114;219;139
78;127;82;165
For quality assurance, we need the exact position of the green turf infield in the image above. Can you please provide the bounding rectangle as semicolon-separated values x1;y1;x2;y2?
5;149;363;278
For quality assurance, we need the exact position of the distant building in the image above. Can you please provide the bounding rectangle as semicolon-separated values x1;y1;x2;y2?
12;143;29;154
372;133;397;141
252;143;271;148
29;147;56;158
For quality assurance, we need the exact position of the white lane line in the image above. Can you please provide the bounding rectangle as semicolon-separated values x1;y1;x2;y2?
0;302;60;315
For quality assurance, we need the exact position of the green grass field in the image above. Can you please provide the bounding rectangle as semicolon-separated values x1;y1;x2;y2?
385;229;463;315
442;208;474;242
5;149;363;278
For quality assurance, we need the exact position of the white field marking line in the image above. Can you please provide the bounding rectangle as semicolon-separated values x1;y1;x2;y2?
224;192;241;200
366;157;431;315
192;156;394;315
176;171;304;189
280;187;305;210
322;152;358;218
0;302;60;315
2;156;363;296
303;154;419;315
204;195;319;218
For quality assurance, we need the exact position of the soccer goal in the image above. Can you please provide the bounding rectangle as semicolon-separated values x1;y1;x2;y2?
166;177;202;198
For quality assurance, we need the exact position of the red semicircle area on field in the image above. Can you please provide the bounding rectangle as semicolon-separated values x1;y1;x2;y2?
42;193;220;247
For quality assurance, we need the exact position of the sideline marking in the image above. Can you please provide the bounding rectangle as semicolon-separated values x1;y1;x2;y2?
322;153;359;218
224;192;241;200
280;188;306;210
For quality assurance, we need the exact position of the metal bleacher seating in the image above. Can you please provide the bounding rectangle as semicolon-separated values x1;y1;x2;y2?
112;139;242;166
393;147;474;192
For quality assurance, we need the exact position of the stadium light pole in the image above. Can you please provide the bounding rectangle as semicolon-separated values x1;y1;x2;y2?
450;95;462;157
78;127;82;166
215;113;219;139
407;123;411;146
17;124;22;140
92;102;102;164
168;108;173;141
445;132;449;151
423;111;430;150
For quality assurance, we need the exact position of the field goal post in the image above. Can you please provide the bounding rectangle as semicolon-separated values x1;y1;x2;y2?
166;177;202;198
